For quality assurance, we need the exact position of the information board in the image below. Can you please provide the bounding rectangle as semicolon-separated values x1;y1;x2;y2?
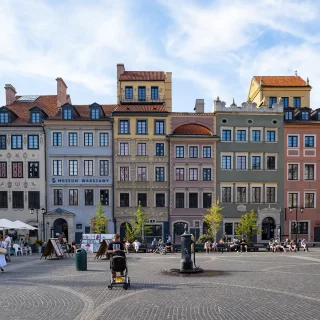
40;238;66;259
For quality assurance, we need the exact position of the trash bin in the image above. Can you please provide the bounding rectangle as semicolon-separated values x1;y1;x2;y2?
76;249;87;271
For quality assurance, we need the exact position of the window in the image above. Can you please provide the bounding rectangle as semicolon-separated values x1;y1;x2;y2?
288;164;298;180
305;136;314;148
84;160;93;176
84;133;93;146
301;111;309;120
285;111;293;120
69;189;78;205
53;189;63;205
138;86;146;101
137;167;147;181
28;162;39;178
222;187;231;202
266;187;276;203
137;120;147;134
156;194;165;207
0;162;7;178
53;132;62;146
288;193;298;207
203;146;211;158
288;136;298;147
100;190;109;206
251;156;261;170
203;168;211;181
267;156;276;170
269;97;277;107
293;97;301;108
31;112;41;123
203;193;212;208
175;193;184;208
189;146;198;158
305;164;315;180
0;135;6;149
100;133;109;146
76;224;82;230
119;143;129;155
291;222;308;235
119;120;129;134
155;167;165;182
189;193;198;208
151;87;159;100
12;162;23;178
251;130;261;142
100;160;109;176
156;143;164;156
222;129;231;141
53;160;62;176
63;109;72;119
137;143;146;156
237;156;246;169
282;97;289;107
137;193;147;207
176;168;184;181
12;191;24;209
120;193;130;207
155;120;165;134
120;167;129;181
0;191;8;208
125;86;133;99
91;108;99;120
85;189;94;206
28;135;39;149
252;187;261;203
69;133;78;146
237;187;246;203
69;160;78;176
222;156;232;169
236;130;246;141
305;193;315;208
189;168;198;181
176;146;184;158
11;135;22;149
28;191;40;209
266;131;276;142
0;112;9;123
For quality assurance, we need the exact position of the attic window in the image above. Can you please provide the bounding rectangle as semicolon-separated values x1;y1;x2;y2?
285;111;293;121
318;111;320;121
0;112;9;123
31;112;41;123
301;111;309;120
17;95;39;102
91;108;99;120
63;108;72;120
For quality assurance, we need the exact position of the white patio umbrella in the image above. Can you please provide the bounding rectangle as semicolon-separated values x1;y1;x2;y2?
13;220;37;230
0;219;17;229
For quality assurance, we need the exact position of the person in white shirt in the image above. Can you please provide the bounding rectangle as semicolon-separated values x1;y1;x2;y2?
133;240;141;253
301;238;308;252
5;234;11;262
204;240;211;254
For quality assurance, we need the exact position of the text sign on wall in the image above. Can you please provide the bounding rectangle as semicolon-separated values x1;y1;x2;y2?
51;177;112;185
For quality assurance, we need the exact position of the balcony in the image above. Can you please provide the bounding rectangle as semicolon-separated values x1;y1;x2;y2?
120;95;165;104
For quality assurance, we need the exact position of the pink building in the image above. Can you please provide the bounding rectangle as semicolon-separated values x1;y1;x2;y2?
284;107;320;243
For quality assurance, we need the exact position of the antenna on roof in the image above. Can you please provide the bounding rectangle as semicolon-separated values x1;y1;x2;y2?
295;71;298;77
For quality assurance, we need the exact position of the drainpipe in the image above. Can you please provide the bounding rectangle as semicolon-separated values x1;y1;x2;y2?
110;117;116;233
42;124;47;241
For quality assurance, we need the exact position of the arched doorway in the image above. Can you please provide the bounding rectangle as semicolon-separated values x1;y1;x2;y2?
120;222;131;242
261;217;275;240
173;222;188;244
54;218;68;241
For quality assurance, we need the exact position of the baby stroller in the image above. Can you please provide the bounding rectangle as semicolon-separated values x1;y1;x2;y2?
108;253;130;290
153;243;166;255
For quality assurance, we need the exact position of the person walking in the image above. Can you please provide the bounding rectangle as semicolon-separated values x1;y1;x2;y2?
133;239;141;253
0;236;8;272
5;233;11;262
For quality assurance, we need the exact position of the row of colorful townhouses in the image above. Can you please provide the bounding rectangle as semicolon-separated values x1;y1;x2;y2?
1;64;319;244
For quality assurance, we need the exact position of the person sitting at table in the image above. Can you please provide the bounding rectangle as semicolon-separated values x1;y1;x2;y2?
301;238;308;252
240;236;247;252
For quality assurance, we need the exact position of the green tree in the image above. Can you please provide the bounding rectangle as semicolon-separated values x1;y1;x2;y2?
90;201;110;234
235;209;261;242
203;200;224;242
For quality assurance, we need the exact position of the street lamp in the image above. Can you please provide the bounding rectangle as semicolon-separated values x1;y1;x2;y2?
30;207;45;240
289;206;304;243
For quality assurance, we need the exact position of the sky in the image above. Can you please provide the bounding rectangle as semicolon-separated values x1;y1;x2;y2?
1;0;320;112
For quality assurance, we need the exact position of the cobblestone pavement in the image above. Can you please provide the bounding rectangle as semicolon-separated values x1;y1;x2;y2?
1;250;320;320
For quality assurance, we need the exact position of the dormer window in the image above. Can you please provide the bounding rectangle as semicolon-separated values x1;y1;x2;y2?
31;112;41;123
269;97;277;108
91;108;100;120
285;111;293;120
318;111;320;121
63;109;72;120
0;112;9;123
301;111;309;120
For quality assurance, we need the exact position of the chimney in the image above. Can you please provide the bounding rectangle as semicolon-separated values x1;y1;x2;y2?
117;63;125;80
194;99;204;113
5;84;16;105
56;78;68;108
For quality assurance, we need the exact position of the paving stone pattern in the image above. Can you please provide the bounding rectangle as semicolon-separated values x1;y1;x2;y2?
1;250;320;320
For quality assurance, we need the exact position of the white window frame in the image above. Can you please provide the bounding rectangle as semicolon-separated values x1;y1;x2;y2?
251;153;263;170
188;145;199;158
287;163;300;181
155;142;165;156
52;160;63;176
235;152;248;170
250;127;262;142
202;146;212;158
69;160;78;176
84;159;94;176
155;166;166;182
304;191;316;209
265;128;278;143
221;152;233;170
119;141;130;156
136;166;148;182
235;183;248;203
220;184;233;203
52;132;63;147
220;127;233;142
265;184;277;204
287;191;300;208
303;134;316;149
265;153;277;170
137;142;147;156
287;133;300;148
251;184;263;203
235;127;248;143
119;166;130;182
188;168;199;181
188;191;199;209
304;163;316;181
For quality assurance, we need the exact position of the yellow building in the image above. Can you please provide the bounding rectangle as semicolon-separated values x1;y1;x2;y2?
113;64;172;242
248;75;312;108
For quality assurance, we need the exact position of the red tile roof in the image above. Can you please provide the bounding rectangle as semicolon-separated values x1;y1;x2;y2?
119;71;165;81
253;76;308;87
114;105;167;113
173;124;212;135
